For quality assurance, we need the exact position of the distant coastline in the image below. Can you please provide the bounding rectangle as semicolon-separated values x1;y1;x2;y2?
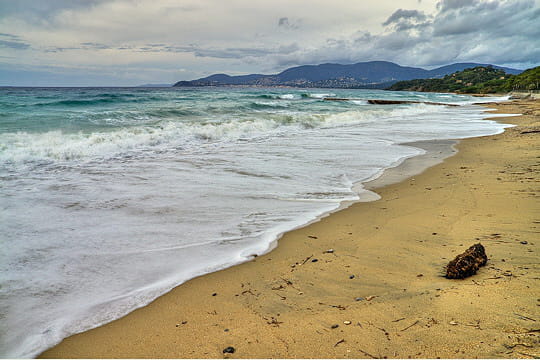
173;60;522;89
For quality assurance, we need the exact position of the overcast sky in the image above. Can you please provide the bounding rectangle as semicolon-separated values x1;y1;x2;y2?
0;0;538;86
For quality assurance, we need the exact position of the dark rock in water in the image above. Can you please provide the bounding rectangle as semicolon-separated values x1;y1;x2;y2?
446;243;488;279
223;346;235;354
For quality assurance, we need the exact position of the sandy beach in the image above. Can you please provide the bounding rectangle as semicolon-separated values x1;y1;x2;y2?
40;99;539;359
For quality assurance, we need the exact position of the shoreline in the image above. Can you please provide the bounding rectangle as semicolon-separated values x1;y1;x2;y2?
40;99;539;359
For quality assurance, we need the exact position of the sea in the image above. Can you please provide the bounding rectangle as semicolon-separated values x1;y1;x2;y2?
0;87;513;357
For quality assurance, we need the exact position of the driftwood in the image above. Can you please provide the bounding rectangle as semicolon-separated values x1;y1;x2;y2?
322;98;459;106
366;99;459;106
446;243;488;279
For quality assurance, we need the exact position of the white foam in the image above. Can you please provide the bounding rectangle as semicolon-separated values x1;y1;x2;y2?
278;94;295;99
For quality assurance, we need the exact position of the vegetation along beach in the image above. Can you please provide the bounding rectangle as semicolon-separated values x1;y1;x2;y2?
1;0;539;359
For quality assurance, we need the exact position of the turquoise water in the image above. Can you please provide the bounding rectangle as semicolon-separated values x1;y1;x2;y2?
0;87;511;357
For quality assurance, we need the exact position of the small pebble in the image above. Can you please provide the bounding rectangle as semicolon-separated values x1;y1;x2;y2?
417;274;423;277
331;324;339;329
223;346;235;354
520;241;528;245
298;292;303;295
325;249;334;253
224;329;229;332
311;258;318;263
449;321;458;325
349;275;355;279
355;297;364;301
344;321;351;325
212;293;217;296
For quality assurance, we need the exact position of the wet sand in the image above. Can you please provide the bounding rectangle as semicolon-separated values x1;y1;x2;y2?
40;99;539;359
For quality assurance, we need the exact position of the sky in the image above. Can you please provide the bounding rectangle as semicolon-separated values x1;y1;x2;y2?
0;0;539;86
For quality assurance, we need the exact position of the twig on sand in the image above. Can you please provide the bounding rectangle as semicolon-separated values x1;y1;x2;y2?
301;255;313;265
514;313;536;322
358;348;377;358
392;317;406;323
334;339;345;347
400;320;420;332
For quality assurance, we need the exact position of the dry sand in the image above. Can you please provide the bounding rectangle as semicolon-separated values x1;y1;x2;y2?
40;99;539;359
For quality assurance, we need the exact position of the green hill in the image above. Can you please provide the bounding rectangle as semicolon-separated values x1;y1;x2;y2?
387;66;539;94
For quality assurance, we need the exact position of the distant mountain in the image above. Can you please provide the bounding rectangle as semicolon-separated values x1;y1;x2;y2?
173;61;522;89
427;63;522;78
387;65;538;93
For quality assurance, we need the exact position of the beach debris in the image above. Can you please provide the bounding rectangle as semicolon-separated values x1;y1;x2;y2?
301;255;313;265
355;297;365;302
358;348;377;359
416;274;423;277
308;235;318;239
366;295;377;301
324;249;334;254
328;304;347;310
266;317;283;326
311;258;318;263
212;292;217;296
331;324;339;329
514;313;536;322
349;275;355;279
520;241;528;245
445;243;488;279
344;320;352;325
334;339;345;347
400;320;420;331
449;321;458;325
223;346;235;354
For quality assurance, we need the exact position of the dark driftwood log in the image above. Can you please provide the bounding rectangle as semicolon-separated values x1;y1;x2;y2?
322;98;459;106
445;243;488;279
367;99;459;106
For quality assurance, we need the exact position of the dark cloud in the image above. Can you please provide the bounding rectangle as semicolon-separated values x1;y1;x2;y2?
0;33;30;49
436;0;480;12
268;0;539;71
277;16;300;29
382;9;427;26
